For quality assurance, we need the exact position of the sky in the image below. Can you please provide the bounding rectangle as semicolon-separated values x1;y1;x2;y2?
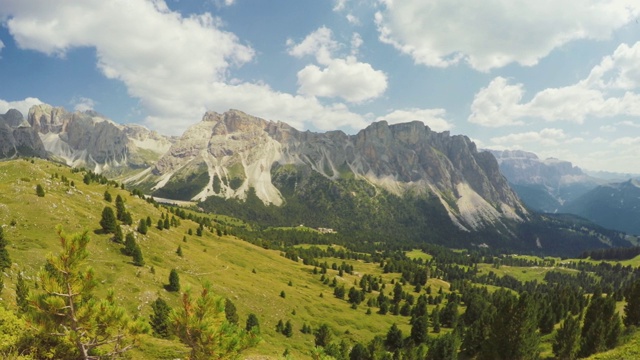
1;0;640;173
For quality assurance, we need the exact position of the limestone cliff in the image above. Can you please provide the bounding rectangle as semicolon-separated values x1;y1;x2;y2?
0;109;47;158
141;109;527;231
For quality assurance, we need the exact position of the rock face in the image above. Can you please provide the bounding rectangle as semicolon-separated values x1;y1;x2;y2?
140;109;527;231
489;150;601;212
25;104;171;174
0;109;47;158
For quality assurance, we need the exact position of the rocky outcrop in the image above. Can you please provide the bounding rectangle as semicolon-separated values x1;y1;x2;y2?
0;109;47;158
489;150;602;212
24;104;171;173
144;109;527;231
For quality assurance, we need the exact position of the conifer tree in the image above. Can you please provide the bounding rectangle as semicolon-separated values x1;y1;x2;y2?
163;217;170;230
283;320;293;337
132;245;144;266
176;245;183;257
579;293;621;357
225;298;239;325
314;324;333;347
150;297;172;339
385;323;403;352
624;279;640;327
115;195;126;221
29;226;148;359
0;227;11;271
137;218;148;235
246;313;260;333
411;315;429;345
171;282;258;359
100;206;117;234
104;190;112;202
36;184;45;197
553;314;581;360
113;224;124;244
167;269;180;292
123;232;137;256
431;306;441;333
16;271;30;313
146;216;152;227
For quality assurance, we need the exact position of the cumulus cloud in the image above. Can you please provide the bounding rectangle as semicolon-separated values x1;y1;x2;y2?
288;27;387;103
0;97;43;117
375;0;640;71
377;108;453;132
490;128;567;146
470;42;640;127
0;0;369;135
333;0;347;12
71;97;96;112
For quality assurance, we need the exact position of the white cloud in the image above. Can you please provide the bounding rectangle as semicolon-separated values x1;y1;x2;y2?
289;27;387;103
71;97;96;112
346;14;360;25
0;1;370;135
600;125;616;132
333;0;347;12
375;0;640;71
377;108;453;132
468;77;527;127
490;128;567;146
0;97;43;117
617;120;640;128
0;39;4;52
470;42;640;127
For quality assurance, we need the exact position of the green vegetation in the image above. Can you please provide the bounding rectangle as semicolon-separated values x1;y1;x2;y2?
153;162;209;200
3;158;640;359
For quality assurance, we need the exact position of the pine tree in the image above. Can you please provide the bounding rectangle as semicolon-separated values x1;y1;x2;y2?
246;313;260;333
100;206;117;234
283;320;293;337
16;271;30;313
624;279;640;327
314;324;333;347
36;184;45;197
132;245;144;266
113;224;124;244
146;216;152;227
171;282;258;359
579;294;621;357
167;269;180;292
276;319;284;333
163;217;170;230
123;232;137;256
385;323;403;352
431;306;441;333
122;211;133;226
411;315;429;345
29;226;148;359
137;218;148;235
150;297;172;339
115;195;126;221
225;298;239;325
0;227;11;271
553;314;581;360
427;332;460;360
176;245;183;257
482;291;540;360
104;190;112;202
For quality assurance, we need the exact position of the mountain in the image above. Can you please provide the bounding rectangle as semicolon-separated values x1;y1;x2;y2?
0;109;47;158
561;179;640;235
489;150;602;212
25;104;172;174
131;109;526;233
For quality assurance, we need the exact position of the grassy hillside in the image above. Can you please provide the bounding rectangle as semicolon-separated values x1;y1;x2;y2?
0;158;439;359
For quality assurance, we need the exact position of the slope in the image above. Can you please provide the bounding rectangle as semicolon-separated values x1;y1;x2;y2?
0;158;426;359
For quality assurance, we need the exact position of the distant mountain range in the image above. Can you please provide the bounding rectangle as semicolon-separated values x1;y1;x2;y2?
0;105;632;255
489;149;640;236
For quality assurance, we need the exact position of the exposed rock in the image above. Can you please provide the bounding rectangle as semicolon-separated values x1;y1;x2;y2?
0;109;47;158
147;109;527;231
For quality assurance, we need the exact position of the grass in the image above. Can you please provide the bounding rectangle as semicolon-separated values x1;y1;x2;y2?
0;158;438;359
405;249;433;261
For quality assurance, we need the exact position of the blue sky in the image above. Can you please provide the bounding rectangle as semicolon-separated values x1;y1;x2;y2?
1;0;640;173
